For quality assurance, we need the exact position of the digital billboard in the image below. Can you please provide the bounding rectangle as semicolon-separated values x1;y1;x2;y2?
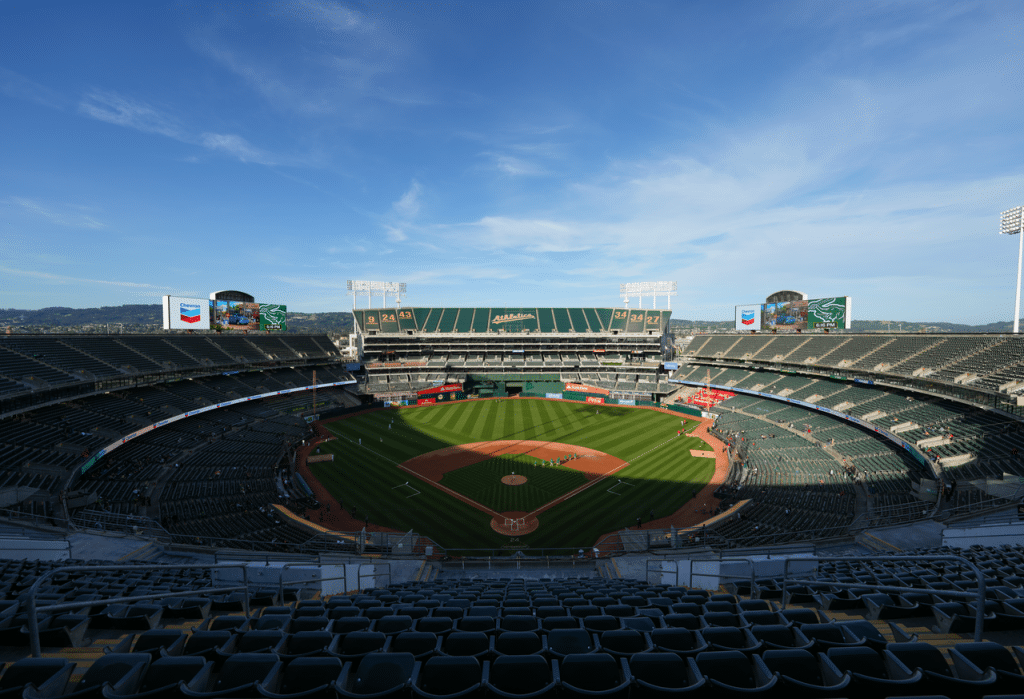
259;304;287;332
763;296;851;330
736;296;851;331
162;296;210;330
763;299;808;329
210;300;260;330
807;296;850;329
734;304;762;331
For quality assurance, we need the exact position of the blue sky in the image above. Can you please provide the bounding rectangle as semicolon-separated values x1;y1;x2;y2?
2;1;1024;322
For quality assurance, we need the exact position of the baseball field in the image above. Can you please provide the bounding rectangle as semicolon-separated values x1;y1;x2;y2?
309;399;716;551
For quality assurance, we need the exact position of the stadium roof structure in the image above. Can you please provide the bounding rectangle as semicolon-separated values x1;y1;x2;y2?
354;307;671;335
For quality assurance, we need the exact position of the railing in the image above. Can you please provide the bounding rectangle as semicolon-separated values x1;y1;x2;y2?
851;500;936;529
276;561;389;599
0;506;66;532
70;509;171;543
650;552;989;642
441;555;596;573
944;492;1018;520
780;554;988;643
0;537;71;559
646;555;757;589
25;562;255;658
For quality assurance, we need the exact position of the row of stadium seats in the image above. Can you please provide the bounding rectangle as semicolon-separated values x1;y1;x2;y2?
354;307;671;335
686;332;1024;395
0;335;340;396
5;557;1024;699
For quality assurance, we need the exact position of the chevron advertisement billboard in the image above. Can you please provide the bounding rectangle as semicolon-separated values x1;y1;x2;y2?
162;296;210;330
734;304;762;331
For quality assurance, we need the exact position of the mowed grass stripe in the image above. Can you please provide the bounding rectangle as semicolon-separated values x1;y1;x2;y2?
315;399;714;550
314;435;507;549
440;455;588;512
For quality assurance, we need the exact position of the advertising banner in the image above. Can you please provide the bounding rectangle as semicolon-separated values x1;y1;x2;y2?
807;297;849;329
618;399;636;406
259;303;287;331
585;396;605;404
734;304;762;331
546;393;563;399
663;362;679;371
417;383;463;396
417;398;436;406
162;296;210;330
565;382;610;396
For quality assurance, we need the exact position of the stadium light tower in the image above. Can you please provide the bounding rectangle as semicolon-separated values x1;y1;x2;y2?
1001;207;1024;333
619;281;678;309
347;280;408;309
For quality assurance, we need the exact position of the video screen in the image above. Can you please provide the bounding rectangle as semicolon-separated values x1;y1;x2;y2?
259;304;287;331
211;300;260;330
763;300;809;329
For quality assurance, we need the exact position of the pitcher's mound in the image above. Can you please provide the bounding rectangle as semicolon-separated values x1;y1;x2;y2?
501;474;527;486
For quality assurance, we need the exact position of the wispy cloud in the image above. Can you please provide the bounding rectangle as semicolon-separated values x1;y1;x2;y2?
0;68;65;109
482;152;548;176
285;0;372;34
8;197;105;229
273;276;351;290
77;89;290;166
78;90;184;139
392;181;421;218
383;226;407;242
189;2;421;117
199;133;276;165
0;266;177;290
449;217;590;253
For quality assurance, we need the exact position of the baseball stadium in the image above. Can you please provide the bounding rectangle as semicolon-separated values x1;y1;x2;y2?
2;293;1024;694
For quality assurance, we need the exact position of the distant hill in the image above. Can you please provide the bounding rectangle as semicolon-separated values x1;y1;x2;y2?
0;305;354;335
669;318;1020;333
0;305;1015;335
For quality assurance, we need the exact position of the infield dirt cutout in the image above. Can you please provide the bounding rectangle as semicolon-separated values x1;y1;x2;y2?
400;440;628;536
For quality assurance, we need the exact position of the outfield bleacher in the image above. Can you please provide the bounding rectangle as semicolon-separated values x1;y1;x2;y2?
354;307;671;334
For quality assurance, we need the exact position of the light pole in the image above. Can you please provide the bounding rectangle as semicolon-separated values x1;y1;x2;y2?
1002;206;1024;334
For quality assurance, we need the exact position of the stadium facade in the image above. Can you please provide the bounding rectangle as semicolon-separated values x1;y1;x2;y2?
0;319;1023;558
352;307;676;403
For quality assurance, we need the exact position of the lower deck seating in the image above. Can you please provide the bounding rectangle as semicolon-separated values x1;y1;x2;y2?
4;552;1024;699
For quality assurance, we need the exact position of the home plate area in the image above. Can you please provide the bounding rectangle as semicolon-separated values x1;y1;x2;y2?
490;511;539;535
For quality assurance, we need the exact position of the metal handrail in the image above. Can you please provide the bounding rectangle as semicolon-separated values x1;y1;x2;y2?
647;556;756;589
277;561;387;599
26;562;254;657
0;537;71;557
780;555;988;642
650;552;990;642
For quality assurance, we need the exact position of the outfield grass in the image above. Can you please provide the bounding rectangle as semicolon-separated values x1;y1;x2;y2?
314;399;714;551
440;454;588;513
